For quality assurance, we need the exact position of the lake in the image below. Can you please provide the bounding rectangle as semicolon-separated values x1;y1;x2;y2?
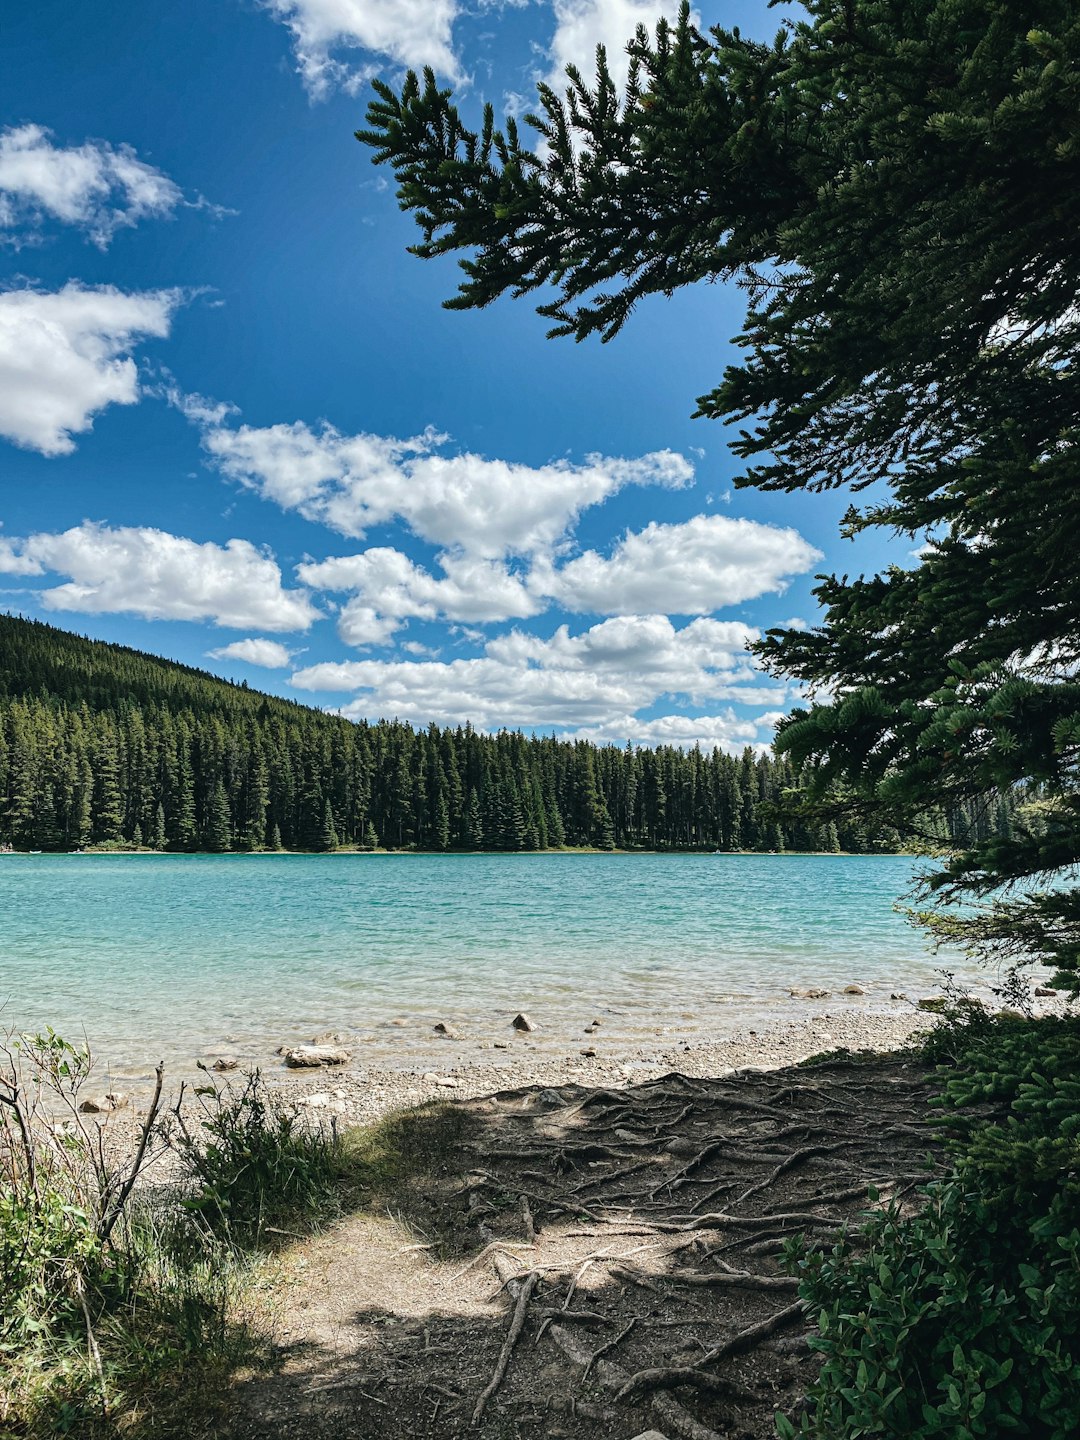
0;852;968;1078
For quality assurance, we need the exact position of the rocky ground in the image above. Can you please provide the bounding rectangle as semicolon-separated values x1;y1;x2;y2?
273;1008;929;1131
77;992;1063;1439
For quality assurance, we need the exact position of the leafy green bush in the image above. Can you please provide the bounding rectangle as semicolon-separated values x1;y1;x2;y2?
781;1013;1080;1439
170;1069;343;1246
0;1032;264;1436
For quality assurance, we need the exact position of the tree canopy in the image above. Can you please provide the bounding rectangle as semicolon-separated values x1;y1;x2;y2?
359;0;1080;982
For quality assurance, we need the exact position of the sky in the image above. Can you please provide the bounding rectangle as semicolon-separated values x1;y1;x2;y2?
1;0;897;752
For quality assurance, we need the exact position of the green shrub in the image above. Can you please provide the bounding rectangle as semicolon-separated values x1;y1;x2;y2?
170;1069;343;1246
0;1032;265;1436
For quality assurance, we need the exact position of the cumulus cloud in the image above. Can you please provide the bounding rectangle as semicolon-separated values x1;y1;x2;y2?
567;712;764;752
207;638;298;667
0;522;318;631
536;514;822;614
200;415;693;555
0;536;44;575
298;546;540;645
0;124;179;246
293;513;819;646
545;0;689;95
0;283;180;455
0;124;226;247
263;0;461;98
290;613;786;739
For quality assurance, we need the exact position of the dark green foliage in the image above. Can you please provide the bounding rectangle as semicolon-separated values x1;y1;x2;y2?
0;614;998;855
784;1014;1080;1438
359;1;1080;975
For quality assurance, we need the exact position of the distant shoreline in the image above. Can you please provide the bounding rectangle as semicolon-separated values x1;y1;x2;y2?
2;845;917;858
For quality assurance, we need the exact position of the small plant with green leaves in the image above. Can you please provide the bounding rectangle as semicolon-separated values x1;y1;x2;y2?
0;1030;264;1437
168;1068;344;1247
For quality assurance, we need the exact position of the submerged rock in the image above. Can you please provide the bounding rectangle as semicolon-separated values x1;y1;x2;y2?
79;1092;127;1114
211;1056;239;1072
433;1021;459;1038
789;987;830;1000
512;1012;535;1032
843;984;866;995
311;1030;350;1045
283;1044;351;1068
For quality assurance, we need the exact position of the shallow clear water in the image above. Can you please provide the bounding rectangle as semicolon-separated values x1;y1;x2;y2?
0;853;965;1079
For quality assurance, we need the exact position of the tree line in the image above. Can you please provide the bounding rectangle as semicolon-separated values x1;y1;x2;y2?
0;615;1013;855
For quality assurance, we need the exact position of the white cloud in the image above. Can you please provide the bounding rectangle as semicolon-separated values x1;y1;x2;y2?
294;513;818;646
0;124;195;248
207;638;298;667
263;0;461;98
1;522;318;631
298;545;540;644
201;415;693;555
0;536;44;575
568;712;763;751
536;514;821;614
291;613;786;739
0;283;180;455
545;0;690;95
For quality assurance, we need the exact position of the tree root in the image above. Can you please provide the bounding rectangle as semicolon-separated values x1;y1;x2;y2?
669;1268;799;1292
615;1299;806;1401
471;1269;538;1426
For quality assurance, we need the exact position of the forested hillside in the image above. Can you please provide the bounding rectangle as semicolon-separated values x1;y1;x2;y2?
0;615;1010;854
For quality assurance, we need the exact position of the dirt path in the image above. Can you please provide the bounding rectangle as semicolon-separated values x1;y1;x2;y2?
221;1049;941;1440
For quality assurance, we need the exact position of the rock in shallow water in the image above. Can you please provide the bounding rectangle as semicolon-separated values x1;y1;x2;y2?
79;1092;127;1114
512;1012;535;1032
283;1044;351;1068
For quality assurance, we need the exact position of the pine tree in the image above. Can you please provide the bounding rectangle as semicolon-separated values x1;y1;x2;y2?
361;1;1080;977
204;780;232;853
316;798;339;852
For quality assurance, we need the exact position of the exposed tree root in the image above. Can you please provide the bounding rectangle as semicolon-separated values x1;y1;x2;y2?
470;1269;538;1425
615;1300;806;1400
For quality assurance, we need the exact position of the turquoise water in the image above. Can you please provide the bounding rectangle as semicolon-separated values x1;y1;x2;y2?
0;853;963;1078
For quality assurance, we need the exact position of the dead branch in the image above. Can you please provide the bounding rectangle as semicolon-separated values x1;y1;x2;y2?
98;1060;165;1248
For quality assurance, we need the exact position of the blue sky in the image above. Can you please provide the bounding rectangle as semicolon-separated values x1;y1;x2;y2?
1;0;895;750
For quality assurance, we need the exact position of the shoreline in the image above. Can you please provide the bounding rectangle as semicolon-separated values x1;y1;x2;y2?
274;1007;934;1130
1;846;919;858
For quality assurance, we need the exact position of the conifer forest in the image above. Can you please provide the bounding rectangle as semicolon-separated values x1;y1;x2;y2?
0;615;1013;855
